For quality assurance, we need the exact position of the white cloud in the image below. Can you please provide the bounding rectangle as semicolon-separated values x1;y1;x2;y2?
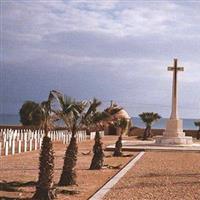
69;0;119;11
0;1;190;37
2;0;200;39
1;0;200;118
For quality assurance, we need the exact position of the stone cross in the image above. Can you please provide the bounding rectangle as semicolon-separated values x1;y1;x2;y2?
168;58;184;119
155;59;193;145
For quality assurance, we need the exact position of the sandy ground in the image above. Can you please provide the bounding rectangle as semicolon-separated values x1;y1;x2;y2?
0;136;137;200
104;151;200;200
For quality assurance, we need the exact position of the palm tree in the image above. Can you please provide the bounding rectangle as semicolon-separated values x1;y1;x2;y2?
139;112;161;140
113;118;128;157
50;90;89;186
32;99;56;200
90;130;104;170
88;110;110;170
194;121;200;140
88;103;122;169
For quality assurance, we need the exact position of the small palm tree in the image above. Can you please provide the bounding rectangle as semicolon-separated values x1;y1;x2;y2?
194;121;200;140
88;110;110;170
50;90;90;186
90;130;104;170
113;118;128;157
88;104;122;169
139;112;161;140
32;99;56;200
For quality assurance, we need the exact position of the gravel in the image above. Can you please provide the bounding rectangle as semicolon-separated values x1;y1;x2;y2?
0;136;137;200
104;151;200;200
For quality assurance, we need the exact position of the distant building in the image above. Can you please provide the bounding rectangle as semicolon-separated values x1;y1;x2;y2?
104;102;132;135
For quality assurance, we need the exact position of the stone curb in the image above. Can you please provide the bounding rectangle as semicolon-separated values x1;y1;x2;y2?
105;145;200;152
88;151;145;200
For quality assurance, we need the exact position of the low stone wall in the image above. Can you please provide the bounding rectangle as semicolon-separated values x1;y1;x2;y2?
129;127;198;138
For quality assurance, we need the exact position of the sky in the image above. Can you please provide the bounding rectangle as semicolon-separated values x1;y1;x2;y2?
1;0;200;118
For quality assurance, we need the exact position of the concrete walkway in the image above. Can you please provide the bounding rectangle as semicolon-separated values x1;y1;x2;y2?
106;140;200;152
88;152;145;200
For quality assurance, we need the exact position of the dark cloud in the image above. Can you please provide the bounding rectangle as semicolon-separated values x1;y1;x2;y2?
41;31;200;61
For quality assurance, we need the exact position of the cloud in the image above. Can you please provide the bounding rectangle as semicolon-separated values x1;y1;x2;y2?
69;0;119;11
2;0;200;38
1;0;200;118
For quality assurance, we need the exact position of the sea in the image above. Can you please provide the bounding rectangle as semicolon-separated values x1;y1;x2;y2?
0;114;199;130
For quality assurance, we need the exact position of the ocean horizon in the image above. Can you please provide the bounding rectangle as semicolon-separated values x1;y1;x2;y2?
0;114;199;130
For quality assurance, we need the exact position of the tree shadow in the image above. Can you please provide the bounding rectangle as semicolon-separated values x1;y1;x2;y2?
0;169;38;171
58;189;80;195
54;184;80;195
0;197;29;200
0;181;36;192
138;172;200;178
0;181;36;200
0;168;63;171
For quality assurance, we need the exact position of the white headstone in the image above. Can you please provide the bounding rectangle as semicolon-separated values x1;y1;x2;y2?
5;141;9;156
29;139;33;151
39;138;42;149
18;140;22;153
34;139;38;150
24;139;27;152
11;140;15;155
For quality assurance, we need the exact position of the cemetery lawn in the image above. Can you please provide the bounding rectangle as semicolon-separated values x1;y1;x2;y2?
0;136;137;200
104;151;200;200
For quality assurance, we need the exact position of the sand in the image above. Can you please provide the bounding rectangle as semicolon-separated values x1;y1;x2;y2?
104;151;200;200
0;136;136;200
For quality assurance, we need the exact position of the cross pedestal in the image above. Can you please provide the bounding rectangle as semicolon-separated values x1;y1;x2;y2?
156;59;193;145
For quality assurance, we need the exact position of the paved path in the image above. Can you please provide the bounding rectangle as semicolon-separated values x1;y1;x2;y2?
89;152;145;200
106;140;200;152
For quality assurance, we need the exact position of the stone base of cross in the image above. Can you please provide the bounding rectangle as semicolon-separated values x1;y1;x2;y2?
155;59;193;145
156;118;193;145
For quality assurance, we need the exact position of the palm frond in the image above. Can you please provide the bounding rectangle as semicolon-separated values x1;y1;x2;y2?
194;121;200;127
106;107;122;116
48;90;63;102
139;112;161;126
92;111;110;123
85;98;102;118
114;117;128;129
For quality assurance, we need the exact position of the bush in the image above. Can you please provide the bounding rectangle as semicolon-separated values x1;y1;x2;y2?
19;101;43;126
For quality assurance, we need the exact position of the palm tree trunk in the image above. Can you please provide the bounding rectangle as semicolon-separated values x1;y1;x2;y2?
143;127;148;140
113;132;123;157
89;131;104;170
197;128;200;140
147;126;152;138
58;130;78;186
32;130;56;200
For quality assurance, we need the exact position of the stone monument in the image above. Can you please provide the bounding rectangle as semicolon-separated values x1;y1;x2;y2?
156;58;193;145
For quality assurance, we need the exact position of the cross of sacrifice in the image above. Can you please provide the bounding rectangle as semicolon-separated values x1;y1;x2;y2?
168;58;184;119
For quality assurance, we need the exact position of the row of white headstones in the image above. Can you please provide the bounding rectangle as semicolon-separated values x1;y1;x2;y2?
0;128;104;157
